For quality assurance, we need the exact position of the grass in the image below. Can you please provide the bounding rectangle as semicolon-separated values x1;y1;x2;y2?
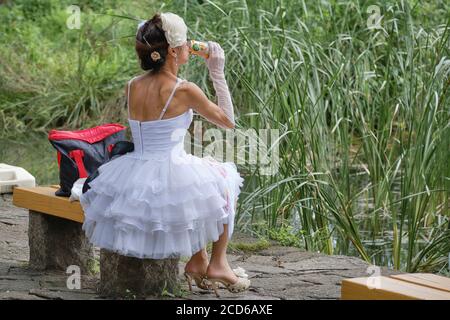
228;238;271;253
0;0;449;274
89;257;100;275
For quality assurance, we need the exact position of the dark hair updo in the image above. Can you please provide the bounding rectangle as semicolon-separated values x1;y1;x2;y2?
135;13;169;72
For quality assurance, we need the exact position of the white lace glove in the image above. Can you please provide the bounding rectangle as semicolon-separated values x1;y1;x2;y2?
205;41;235;126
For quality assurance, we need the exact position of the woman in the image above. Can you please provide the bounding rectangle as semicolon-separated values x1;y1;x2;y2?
79;12;250;297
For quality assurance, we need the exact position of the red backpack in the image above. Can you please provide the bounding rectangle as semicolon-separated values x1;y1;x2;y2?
48;123;128;197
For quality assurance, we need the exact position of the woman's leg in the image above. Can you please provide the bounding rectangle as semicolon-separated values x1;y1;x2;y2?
184;247;209;275
206;223;239;284
184;200;237;276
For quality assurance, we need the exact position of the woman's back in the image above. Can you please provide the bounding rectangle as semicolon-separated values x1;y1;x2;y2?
127;73;190;122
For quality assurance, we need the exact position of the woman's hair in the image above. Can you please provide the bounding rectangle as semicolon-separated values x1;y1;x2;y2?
135;13;169;72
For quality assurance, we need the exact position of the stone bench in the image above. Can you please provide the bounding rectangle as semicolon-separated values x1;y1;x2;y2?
341;273;450;300
12;185;179;298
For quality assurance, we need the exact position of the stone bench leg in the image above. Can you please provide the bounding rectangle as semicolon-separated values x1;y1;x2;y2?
28;210;94;274
99;249;180;298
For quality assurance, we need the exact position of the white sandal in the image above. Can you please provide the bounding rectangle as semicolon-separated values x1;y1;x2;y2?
208;267;251;297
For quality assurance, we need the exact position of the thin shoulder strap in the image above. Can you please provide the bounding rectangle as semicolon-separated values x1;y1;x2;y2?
127;76;139;118
158;78;184;120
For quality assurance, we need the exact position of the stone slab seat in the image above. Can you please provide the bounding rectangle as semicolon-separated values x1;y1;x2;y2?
12;185;179;298
341;273;450;300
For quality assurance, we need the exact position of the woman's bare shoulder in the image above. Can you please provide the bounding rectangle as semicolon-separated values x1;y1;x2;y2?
178;80;204;96
125;74;147;91
177;80;212;112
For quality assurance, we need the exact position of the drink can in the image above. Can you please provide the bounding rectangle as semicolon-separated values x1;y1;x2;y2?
188;40;210;59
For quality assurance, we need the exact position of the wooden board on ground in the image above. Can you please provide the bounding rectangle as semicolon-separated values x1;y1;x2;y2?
341;275;450;300
12;186;84;223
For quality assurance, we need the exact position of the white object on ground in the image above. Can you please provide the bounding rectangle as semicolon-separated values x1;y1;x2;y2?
0;163;36;194
232;267;249;279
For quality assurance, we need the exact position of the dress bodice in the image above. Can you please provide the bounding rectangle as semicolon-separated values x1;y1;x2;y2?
128;108;193;156
125;76;192;158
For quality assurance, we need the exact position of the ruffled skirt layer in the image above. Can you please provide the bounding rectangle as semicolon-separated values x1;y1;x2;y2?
79;150;244;259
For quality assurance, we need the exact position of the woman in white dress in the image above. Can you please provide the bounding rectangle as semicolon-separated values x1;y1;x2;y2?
79;12;250;297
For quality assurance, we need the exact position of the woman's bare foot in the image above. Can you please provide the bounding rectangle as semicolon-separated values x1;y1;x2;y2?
184;248;209;275
206;260;239;284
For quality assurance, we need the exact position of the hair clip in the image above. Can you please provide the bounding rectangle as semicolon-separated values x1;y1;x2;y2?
150;51;161;61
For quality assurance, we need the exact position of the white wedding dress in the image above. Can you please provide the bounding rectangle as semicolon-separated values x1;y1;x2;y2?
79;76;244;259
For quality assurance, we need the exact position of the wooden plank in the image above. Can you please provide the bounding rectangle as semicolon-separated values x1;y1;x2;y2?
341;276;450;300
390;273;450;293
12;186;84;223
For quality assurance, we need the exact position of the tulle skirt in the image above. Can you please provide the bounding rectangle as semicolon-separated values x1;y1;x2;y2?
79;149;244;259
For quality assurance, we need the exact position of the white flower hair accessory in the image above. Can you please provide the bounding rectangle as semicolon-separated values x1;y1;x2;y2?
150;51;161;61
160;12;187;48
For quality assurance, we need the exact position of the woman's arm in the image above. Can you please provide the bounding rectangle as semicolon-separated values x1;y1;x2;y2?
179;81;235;129
205;42;235;127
